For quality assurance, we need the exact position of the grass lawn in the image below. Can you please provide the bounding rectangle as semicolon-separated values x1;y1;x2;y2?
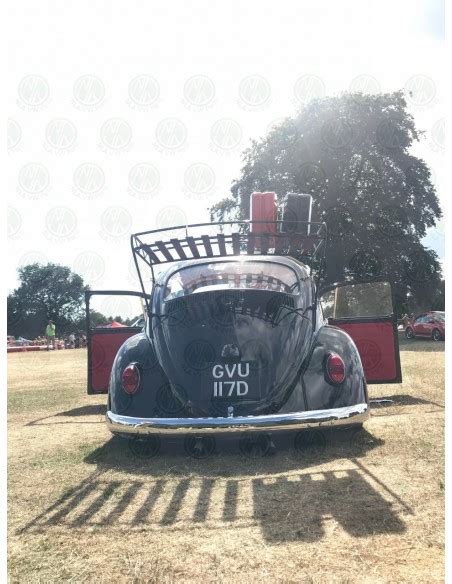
8;338;444;583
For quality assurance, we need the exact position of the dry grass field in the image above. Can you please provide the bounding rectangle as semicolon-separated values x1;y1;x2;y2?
8;338;444;583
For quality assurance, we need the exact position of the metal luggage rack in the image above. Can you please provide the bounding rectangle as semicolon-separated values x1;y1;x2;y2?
131;220;327;284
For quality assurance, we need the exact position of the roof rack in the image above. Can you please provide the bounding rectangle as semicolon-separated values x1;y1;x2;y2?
131;221;327;291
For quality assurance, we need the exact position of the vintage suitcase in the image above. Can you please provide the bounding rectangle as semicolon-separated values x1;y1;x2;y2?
281;193;312;235
250;191;277;234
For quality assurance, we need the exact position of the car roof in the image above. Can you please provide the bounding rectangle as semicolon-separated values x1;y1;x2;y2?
154;255;310;286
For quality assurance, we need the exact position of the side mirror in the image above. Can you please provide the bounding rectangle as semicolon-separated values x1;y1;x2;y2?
319;281;394;320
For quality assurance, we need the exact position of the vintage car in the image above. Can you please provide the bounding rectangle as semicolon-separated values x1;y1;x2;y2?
405;311;445;341
85;192;401;449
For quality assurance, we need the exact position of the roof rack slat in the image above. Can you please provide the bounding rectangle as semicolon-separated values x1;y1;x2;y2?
201;235;213;257
170;238;187;260
141;244;161;264
217;233;227;256
155;240;174;261
247;233;256;255
232;233;241;255
186;237;200;258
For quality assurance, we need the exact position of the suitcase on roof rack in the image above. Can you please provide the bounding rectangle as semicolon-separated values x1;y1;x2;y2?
281;193;312;236
250;191;277;234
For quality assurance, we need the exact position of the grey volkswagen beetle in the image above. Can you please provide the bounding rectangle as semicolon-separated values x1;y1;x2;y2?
85;193;401;448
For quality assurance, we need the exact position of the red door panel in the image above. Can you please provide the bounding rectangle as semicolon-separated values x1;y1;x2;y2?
85;290;149;395
89;328;140;394
330;319;401;383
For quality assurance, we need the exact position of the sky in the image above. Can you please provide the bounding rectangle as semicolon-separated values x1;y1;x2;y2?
6;0;445;317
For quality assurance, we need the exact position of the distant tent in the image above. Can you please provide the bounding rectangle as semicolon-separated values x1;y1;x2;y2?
96;320;127;328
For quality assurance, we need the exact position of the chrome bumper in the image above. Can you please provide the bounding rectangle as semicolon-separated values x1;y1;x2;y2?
106;403;369;436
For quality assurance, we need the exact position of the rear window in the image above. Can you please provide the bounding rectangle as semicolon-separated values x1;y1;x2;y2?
164;261;299;301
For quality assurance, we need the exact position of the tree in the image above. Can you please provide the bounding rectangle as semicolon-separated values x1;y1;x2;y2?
210;91;442;314
7;263;87;338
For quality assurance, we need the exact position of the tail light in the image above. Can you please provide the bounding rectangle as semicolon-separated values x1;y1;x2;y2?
122;363;141;395
325;353;345;385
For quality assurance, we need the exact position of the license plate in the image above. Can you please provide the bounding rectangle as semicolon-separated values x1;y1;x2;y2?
211;362;260;400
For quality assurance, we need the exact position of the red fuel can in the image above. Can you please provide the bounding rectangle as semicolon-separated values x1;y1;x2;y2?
250;192;277;234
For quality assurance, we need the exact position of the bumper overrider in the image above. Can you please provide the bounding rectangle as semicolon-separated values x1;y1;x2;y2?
106;403;369;436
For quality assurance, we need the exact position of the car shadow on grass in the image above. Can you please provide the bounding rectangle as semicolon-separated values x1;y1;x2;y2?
19;427;409;542
26;404;107;426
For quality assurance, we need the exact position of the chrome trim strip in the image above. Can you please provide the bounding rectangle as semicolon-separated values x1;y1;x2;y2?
106;403;369;435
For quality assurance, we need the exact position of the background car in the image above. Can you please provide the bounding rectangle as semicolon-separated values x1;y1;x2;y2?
405;311;445;341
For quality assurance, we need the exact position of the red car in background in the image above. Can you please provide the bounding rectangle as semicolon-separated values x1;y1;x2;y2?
405;311;445;341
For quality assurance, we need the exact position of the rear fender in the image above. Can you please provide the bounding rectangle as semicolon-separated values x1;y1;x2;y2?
109;333;171;418
301;324;368;411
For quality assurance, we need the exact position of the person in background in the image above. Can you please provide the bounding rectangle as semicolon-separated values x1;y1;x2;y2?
45;320;56;350
68;332;76;348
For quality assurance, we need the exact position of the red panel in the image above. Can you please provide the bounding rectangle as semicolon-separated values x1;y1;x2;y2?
89;331;137;393
250;192;277;234
334;321;398;382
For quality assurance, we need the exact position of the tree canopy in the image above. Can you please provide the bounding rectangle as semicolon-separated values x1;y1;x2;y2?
210;91;442;314
7;263;87;338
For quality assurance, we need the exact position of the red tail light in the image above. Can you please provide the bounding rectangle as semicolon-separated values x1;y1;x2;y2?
122;363;141;395
325;353;345;385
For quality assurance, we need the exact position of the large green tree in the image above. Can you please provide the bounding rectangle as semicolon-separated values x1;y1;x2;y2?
7;263;87;338
210;91;442;314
